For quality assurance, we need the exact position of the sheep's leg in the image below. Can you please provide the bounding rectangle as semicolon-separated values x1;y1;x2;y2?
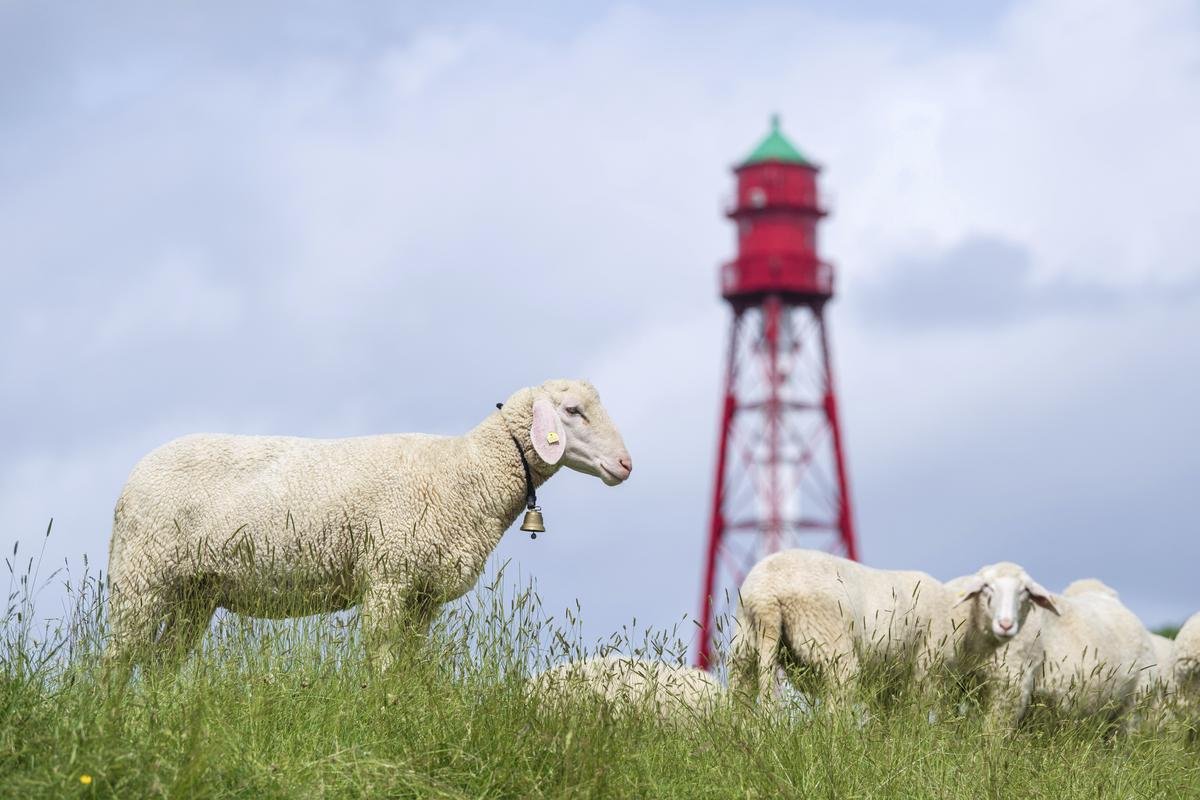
982;691;1023;736
360;579;423;674
406;590;440;637
730;601;783;707
822;646;862;717
1179;701;1199;745
1118;683;1161;738
911;649;945;719
1172;664;1200;742
104;578;173;681
783;619;859;716
982;666;1032;736
154;590;217;670
1177;690;1200;743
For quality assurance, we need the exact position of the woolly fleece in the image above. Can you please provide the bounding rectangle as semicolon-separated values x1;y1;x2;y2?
990;587;1156;730
106;379;627;669
531;656;725;720
728;551;1047;710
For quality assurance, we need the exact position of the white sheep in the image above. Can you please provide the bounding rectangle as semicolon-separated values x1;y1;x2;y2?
1171;612;1200;691
1140;633;1176;730
530;656;724;721
1062;578;1120;600
1168;611;1200;730
728;550;1057;710
981;578;1156;732
105;379;632;671
1150;633;1175;687
1063;578;1170;704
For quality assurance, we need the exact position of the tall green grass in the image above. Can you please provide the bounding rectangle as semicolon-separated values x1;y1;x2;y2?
3;530;1200;798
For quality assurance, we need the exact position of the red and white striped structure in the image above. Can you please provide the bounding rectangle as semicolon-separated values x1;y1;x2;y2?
696;117;858;670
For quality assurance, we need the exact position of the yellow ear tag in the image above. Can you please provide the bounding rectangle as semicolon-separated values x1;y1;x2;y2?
547;432;560;444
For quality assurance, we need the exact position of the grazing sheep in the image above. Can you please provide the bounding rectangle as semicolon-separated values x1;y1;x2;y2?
531;656;724;720
105;379;632;671
982;580;1156;732
728;550;1056;710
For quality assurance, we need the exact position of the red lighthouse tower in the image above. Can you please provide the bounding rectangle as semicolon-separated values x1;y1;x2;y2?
696;117;858;669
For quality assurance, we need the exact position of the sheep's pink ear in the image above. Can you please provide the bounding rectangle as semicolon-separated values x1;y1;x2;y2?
953;576;985;607
1026;579;1060;615
530;397;565;465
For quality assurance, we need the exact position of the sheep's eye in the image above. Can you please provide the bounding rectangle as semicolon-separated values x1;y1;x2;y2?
565;406;581;416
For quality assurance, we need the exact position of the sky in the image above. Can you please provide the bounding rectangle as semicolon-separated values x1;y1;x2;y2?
3;0;1199;651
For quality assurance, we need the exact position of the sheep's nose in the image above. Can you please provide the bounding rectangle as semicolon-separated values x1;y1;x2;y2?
998;618;1014;631
619;456;632;474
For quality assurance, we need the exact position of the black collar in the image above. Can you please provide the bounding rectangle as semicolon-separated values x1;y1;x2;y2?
495;402;536;513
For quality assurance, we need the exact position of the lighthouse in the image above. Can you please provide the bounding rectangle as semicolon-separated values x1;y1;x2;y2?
696;117;858;669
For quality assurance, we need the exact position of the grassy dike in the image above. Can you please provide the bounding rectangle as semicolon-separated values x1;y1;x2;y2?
3;555;1199;798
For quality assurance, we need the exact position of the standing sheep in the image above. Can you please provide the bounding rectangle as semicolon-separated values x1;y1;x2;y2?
983;578;1156;732
105;379;632;671
1062;578;1120;600
1168;611;1200;732
1150;633;1176;688
728;550;1056;710
1063;578;1171;704
1171;612;1200;693
1137;633;1176;730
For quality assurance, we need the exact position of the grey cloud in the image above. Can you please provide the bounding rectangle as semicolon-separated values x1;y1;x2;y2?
862;236;1035;327
856;235;1200;331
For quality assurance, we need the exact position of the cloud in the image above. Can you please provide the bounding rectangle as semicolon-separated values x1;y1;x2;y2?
857;234;1200;330
2;0;1199;650
859;236;1037;328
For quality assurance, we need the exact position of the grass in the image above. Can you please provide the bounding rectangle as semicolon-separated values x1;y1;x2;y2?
3;533;1200;798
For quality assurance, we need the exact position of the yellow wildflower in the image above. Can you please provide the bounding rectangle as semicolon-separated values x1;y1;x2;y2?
80;774;93;785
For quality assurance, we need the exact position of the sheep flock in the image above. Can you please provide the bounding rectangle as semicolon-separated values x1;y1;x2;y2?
104;377;1198;739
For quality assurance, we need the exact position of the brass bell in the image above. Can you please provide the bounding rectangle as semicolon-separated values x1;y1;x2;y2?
520;507;545;538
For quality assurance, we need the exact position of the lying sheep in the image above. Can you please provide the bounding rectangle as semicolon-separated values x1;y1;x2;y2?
984;578;1155;732
531;656;724;720
105;379;632;671
729;550;1056;711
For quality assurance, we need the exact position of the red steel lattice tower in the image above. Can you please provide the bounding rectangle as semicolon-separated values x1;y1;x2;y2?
696;117;858;669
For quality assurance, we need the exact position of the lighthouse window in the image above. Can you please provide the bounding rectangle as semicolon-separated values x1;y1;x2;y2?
749;187;767;208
